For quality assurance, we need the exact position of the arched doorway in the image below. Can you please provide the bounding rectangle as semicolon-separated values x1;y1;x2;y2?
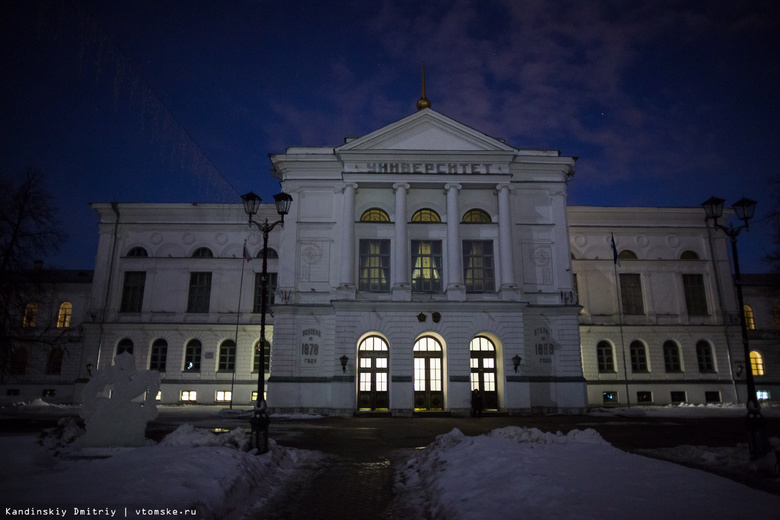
413;336;444;410
358;336;389;411
470;336;498;410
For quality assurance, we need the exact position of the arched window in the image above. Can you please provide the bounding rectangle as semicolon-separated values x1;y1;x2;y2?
57;302;72;328
680;250;699;260
618;250;638;260
743;305;756;330
218;340;236;372
663;341;682;373
462;209;491;223
413;336;444;410
11;347;28;375
253;340;271;373
696;340;715;373
184;339;202;372
150;339;168;372
116;338;134;356
192;247;213;258
470;336;498;409
46;347;64;375
360;208;390;222
750;351;765;376
22;302;37;327
597;341;614;373
257;248;279;259
127;247;148;257
358;335;389;411
629;340;648;372
411;208;441;222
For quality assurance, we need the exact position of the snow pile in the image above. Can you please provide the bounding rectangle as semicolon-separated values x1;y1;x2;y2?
3;424;323;519
394;427;780;520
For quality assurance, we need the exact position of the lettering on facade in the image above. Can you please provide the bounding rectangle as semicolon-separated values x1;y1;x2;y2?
362;162;496;174
301;328;321;366
534;326;554;363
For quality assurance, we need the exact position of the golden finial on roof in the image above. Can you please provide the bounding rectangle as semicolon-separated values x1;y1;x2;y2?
416;62;431;111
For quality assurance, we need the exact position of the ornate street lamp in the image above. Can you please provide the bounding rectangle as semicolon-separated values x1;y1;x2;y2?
702;196;767;460
241;190;293;454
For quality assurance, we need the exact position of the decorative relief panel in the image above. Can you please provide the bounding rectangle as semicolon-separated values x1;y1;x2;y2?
298;241;330;282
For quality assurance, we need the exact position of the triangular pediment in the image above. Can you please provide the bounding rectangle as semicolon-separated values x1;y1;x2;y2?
337;109;516;153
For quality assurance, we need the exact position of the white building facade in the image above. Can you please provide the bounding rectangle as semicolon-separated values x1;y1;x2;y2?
7;107;777;413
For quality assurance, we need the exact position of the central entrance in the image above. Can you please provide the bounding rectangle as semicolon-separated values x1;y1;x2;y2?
413;336;444;410
470;336;498;410
357;336;389;411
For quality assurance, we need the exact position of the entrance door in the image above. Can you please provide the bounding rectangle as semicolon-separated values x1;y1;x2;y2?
357;336;389;411
470;336;498;410
413;336;444;410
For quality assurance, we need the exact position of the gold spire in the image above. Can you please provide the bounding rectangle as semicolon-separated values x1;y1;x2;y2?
416;62;431;111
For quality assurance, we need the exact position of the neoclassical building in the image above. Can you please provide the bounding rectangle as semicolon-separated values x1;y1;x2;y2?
2;106;777;413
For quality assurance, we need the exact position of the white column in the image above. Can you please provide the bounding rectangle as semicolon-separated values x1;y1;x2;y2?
339;183;358;287
497;183;516;289
445;183;463;294
393;183;410;296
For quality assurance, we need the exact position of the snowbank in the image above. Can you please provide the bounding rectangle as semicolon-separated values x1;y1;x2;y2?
394;426;780;520
1;424;323;519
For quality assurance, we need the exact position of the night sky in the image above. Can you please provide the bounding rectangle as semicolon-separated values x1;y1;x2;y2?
1;0;778;272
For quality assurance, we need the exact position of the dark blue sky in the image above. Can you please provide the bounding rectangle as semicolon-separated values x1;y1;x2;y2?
1;0;778;272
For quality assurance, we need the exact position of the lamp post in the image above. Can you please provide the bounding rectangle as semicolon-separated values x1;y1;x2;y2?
241;190;293;454
701;196;768;460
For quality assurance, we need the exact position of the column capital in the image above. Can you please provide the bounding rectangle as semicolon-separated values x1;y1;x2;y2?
392;182;410;192
444;183;462;192
496;183;512;193
336;182;359;194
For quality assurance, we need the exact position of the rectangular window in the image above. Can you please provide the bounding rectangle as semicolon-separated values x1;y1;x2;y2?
120;272;146;313
670;391;686;403
359;239;391;292
411;240;443;292
636;391;652;403
704;391;721;403
215;390;232;402
187;272;212;313
682;274;708;316
602;391;618;403
150;342;167;372
253;272;277;313
619;273;644;315
219;344;236;372
630;343;648;373
180;390;197;402
463;240;495;292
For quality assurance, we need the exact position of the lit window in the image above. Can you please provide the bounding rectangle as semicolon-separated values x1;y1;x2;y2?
180;390;197;402
750;351;764;376
462;209;491;223
743;305;755;330
359;240;391;292
360;208;390;222
57;302;72;328
251;391;262;402
155;390;162;401
22;302;38;327
757;390;770;400
411;208;441;222
215;391;232;402
597;341;615;373
411;240;442;292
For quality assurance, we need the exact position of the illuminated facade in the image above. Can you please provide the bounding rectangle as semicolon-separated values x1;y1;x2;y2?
3;108;777;411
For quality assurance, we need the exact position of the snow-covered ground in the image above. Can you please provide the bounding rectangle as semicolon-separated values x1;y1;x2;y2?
1;400;779;519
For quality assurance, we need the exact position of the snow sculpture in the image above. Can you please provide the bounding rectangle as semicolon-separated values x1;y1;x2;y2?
78;352;160;447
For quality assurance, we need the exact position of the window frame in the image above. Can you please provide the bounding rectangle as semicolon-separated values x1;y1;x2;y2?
358;239;391;292
682;274;709;316
187;272;212;313
411;240;443;293
663;340;683;373
120;271;146;313
597;341;615;373
619;273;644;315
462;240;495;293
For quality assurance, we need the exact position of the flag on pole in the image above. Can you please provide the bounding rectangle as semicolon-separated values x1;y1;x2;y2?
243;241;251;262
611;233;620;266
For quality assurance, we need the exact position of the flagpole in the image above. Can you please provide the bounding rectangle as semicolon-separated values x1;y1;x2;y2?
229;240;249;409
611;234;631;408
